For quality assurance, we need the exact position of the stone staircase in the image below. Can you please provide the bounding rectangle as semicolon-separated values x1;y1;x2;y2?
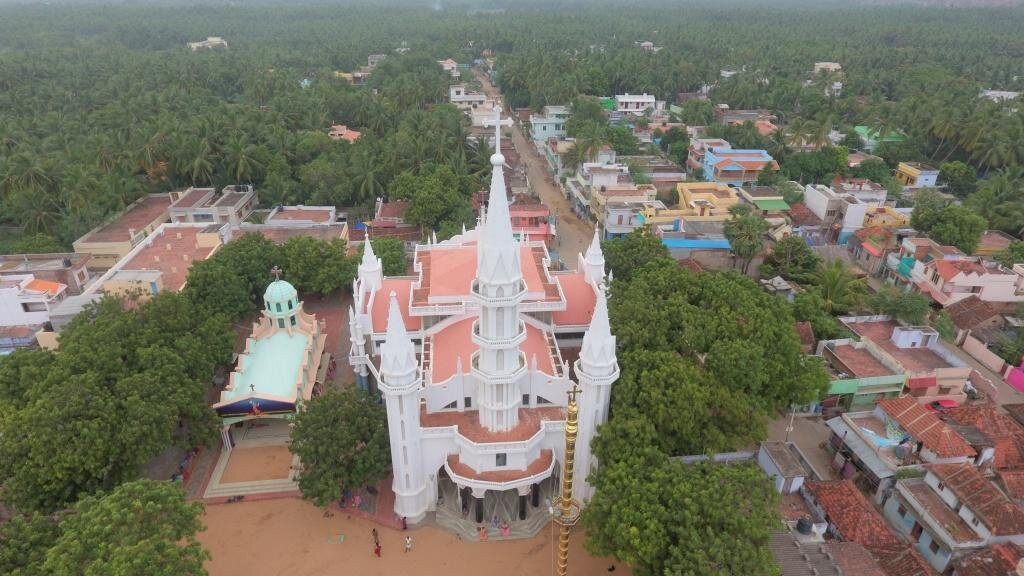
434;500;552;540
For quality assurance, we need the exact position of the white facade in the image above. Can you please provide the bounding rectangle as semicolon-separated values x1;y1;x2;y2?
449;85;488;109
0;274;66;327
615;93;656;113
352;110;617;528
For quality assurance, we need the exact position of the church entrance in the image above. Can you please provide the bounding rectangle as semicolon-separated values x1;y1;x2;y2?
434;468;559;540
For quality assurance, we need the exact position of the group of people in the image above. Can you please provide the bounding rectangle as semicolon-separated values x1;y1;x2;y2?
478;515;511;540
370;518;412;558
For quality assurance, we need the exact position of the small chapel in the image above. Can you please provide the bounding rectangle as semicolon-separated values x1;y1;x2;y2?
348;109;618;535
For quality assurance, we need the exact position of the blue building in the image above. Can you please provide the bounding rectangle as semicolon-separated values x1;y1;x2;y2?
529;105;570;142
702;147;778;187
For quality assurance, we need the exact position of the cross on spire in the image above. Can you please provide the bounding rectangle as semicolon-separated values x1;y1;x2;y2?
567;382;581;405
481;106;513;157
271;266;283;280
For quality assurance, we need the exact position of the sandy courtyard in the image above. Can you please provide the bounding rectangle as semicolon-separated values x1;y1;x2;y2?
199;497;630;576
219;445;294;484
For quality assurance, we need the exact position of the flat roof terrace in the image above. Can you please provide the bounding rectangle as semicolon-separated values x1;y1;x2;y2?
829;343;898;378
845;320;953;373
421;406;565;443
79;195;172;243
116;226;220;292
267;208;334;223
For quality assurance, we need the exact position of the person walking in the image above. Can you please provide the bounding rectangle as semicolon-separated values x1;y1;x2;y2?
372;528;379;546
404;535;412;553
401;516;408;530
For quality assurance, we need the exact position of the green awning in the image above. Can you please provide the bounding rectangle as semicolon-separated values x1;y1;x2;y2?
753;199;791;212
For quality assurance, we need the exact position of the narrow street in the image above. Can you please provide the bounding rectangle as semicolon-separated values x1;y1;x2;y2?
475;69;595;269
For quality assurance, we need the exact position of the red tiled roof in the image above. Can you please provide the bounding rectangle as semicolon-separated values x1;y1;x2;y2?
677;258;704;273
447;449;553;483
934;259;988;281
954;544;1024;576
788;203;822;227
877;396;976;458
945;296;1003;332
927;463;1024;535
794;321;816;354
0;326;37;339
871;542;936;576
376;201;410;220
806;481;902;549
824;542;884;576
946;403;1024;470
997;470;1024;501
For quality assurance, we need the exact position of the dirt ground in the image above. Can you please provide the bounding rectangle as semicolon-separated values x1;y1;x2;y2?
199;498;630;576
219;446;294;484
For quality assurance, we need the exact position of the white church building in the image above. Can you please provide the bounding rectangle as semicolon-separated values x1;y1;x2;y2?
348;110;618;535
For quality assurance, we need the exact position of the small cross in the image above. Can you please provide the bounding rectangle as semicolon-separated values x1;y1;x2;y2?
567;382;581;405
250;384;256;392
271;266;283;280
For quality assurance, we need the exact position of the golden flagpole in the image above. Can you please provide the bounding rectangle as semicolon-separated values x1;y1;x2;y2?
553;383;582;576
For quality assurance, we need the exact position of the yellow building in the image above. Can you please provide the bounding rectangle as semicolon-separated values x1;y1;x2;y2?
644;182;740;224
73;194;173;270
894;162;939;189
862;206;910;229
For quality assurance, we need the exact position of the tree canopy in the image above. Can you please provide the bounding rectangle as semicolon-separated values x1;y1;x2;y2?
290;388;391;507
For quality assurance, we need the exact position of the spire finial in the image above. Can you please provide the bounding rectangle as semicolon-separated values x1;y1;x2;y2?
567;382;581;405
271;266;283;280
482;106;513;167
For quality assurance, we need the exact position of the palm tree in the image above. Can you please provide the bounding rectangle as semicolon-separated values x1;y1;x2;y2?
190;140;215;185
223;134;263;183
812;259;866;314
350;150;385;204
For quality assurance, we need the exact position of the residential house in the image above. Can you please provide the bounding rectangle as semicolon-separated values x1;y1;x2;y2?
952;544;1024;576
915;259;1024;307
602;200;660;239
636;41;661;52
508;194;556;245
544;138;575;176
614;93;657;114
833;178;888;205
975;230;1016;258
854;126;905;153
883;236;967;291
803;184;877;244
0;253;92;295
825;395;976;503
655;219;732;267
864;206;911;229
803;480;937;576
643;182;740;224
738;185;791;218
849;226;900;276
685;138;731;173
895;163;940;190
168;185;257;228
617;155;687;194
591;185;658;228
758;441;813;494
529;105;570;142
842;317;972;406
944;295;1009;344
563;158;626;219
366;54;386;68
328;124;362;142
814;62;843;74
187;36;227;51
437;58;460;79
788;202;824;245
714;105;776;127
73;194;173;270
945;403;1024;472
979;90;1021;102
242;205;347;245
448;84;488;109
361;199;422;247
815;338;906;416
848;150;884;169
882;463;1024;573
0;274;67;329
702;147;779;186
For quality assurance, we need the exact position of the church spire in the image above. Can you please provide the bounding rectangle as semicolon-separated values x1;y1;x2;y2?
476;107;520;285
358;233;383;294
579;286;616;376
380;291;417;382
582;228;605;284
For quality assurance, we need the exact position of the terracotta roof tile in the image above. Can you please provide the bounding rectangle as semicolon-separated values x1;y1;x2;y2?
946;403;1024;470
788;203;822;227
927;463;1024;535
805;480;900;549
997;469;1024;501
944;296;1003;332
953;543;1024;576
824;542;884;576
934;259;988;281
877;396;976;458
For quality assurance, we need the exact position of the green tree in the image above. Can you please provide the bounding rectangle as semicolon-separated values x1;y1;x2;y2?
290;388;391;507
851;158;892;185
602;230;671;283
724;204;768;274
584;420;781;576
0;514;58;576
0;233;64;255
933;310;955;340
938;161;976;198
759;235;820;284
909;188;948;233
363;236;406;276
43;480;208;576
994;241;1024;268
929;205;987;254
868;288;932;325
810;259;866;314
281;236;356;295
792;291;844;340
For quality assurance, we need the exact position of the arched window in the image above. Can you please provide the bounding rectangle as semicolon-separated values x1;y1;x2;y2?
275;302;282;312
287;299;293;310
290;315;297;326
277;318;285;328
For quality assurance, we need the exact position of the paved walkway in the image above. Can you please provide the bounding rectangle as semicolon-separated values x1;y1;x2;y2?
475;70;595;269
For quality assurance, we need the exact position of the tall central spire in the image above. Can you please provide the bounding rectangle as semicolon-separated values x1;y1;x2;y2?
472;106;527;432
